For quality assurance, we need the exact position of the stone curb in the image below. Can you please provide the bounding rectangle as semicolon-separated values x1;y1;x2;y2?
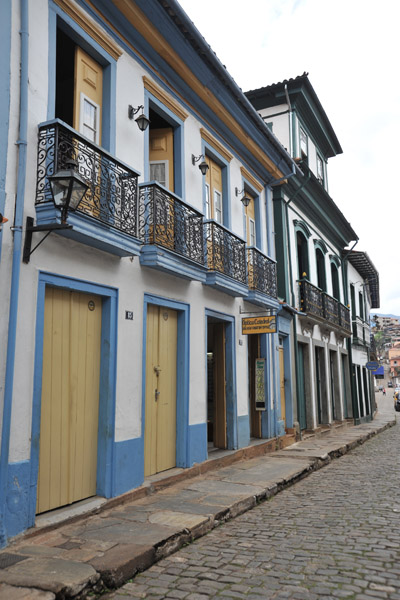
2;417;396;600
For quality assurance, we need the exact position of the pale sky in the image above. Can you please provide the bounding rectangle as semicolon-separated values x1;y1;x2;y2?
178;0;399;317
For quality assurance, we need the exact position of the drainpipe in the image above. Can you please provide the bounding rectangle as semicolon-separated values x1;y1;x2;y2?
0;0;29;547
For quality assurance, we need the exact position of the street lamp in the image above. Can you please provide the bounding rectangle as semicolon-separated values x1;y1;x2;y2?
23;159;89;263
48;159;89;222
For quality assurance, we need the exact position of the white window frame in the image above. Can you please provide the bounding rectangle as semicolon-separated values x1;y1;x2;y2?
79;92;100;144
205;183;211;219
149;160;169;189
249;217;256;247
214;189;222;223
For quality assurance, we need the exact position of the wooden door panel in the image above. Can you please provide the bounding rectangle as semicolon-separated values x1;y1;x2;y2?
144;306;177;476
37;289;101;514
74;46;103;144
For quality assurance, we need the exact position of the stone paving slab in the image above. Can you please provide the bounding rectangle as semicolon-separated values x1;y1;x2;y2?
0;408;394;599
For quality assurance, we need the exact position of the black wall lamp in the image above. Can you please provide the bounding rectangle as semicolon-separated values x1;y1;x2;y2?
192;154;209;175
235;187;251;207
128;104;150;131
23;159;88;264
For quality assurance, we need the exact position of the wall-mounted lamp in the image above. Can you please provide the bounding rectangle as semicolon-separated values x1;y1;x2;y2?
23;159;88;263
235;187;251;207
128;104;150;131
192;154;209;176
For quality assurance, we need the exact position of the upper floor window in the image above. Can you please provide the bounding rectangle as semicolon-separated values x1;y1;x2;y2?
299;126;308;162
331;263;340;300
317;155;324;186
56;29;103;145
205;156;223;224
359;291;364;320
149;109;175;192
315;248;326;291
297;231;309;279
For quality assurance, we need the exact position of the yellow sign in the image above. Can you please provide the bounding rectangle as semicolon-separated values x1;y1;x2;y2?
242;316;276;335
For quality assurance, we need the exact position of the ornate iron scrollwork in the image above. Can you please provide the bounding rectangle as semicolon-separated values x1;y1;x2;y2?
205;221;246;284
247;247;277;298
138;183;204;265
36;121;138;236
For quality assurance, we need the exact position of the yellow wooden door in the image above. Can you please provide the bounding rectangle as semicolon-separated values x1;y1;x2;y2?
245;194;256;246
149;128;174;192
37;288;102;514
149;128;174;248
279;347;286;425
144;305;177;476
213;323;227;449
205;157;224;271
74;47;103;144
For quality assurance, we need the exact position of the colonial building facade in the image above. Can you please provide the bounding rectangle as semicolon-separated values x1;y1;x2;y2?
246;75;379;433
0;0;299;545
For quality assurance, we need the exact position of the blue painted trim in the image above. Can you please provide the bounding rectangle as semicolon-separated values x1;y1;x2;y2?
144;90;185;198
35;203;143;257
112;437;143;496
246;289;280;309
28;272;118;530
204;271;248;298
139;245;207;282
187;423;207;466
237;415;250;449
202;142;231;229
5;461;31;539
205;309;238;451
48;1;117;154
0;0;29;548
0;0;11;261
142;294;190;470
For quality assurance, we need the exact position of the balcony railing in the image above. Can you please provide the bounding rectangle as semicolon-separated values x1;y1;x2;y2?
298;279;324;320
138;183;204;265
205;221;247;285
323;292;340;327
298;279;351;334
247;247;277;298
36;120;139;236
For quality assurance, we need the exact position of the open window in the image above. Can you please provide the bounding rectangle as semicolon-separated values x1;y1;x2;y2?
205;156;223;224
149;109;174;192
56;28;103;145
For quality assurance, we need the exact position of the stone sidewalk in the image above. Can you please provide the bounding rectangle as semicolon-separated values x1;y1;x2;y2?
0;397;395;600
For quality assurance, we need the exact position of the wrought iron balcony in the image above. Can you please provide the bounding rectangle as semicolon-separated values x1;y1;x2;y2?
247;247;277;298
138;183;204;265
298;279;324;320
323;293;340;327
298;278;351;335
205;221;247;285
35;120;139;236
339;303;351;334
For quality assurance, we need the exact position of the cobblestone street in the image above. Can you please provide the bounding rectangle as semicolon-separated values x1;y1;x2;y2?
103;399;400;600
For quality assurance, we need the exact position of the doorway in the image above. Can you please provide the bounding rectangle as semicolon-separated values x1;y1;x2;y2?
144;304;178;476
207;321;226;449
248;334;262;438
37;288;102;514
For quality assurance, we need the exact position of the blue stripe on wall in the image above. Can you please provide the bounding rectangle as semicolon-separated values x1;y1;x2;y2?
113;438;143;496
187;422;207;467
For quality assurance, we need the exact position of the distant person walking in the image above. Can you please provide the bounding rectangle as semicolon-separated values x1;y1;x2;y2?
383;388;386;396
